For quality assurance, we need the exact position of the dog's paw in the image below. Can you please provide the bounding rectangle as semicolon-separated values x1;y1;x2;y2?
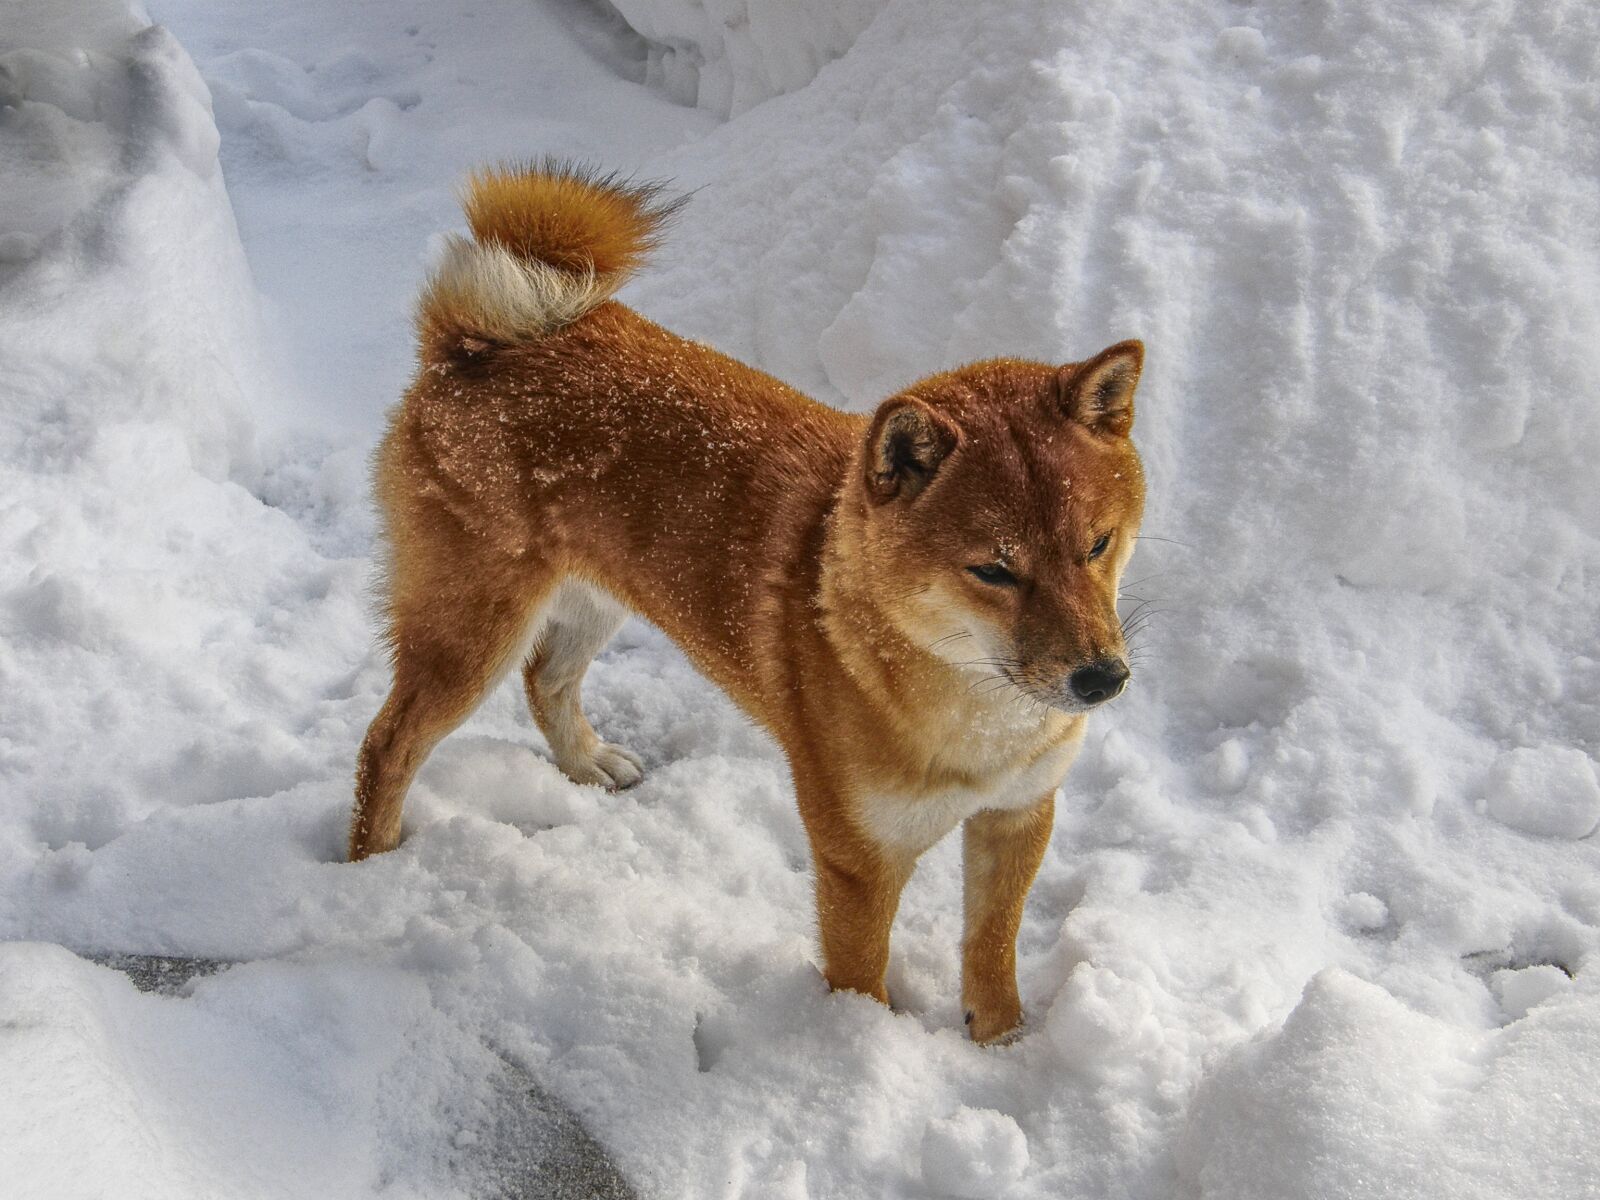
593;743;644;789
965;1005;1025;1047
559;743;644;791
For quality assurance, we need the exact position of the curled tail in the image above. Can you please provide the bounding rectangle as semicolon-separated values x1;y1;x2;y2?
417;160;682;362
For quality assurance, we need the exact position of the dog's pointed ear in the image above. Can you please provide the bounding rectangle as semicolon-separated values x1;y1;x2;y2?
1056;340;1143;436
864;398;959;503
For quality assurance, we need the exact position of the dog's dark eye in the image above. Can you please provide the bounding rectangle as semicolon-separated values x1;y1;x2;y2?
1088;533;1112;561
967;563;1017;586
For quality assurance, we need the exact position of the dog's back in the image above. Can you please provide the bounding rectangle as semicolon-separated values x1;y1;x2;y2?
396;162;857;671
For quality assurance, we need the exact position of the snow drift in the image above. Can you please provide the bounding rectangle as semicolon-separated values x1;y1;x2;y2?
0;7;442;1193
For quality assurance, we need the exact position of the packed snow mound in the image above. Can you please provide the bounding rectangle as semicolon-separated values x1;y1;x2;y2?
0;943;489;1198
0;3;255;477
1044;962;1168;1085
1177;969;1600;1200
598;0;885;115
921;1107;1030;1198
1481;746;1600;839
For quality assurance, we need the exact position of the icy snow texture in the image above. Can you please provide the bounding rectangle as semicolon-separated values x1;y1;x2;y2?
3;0;1600;1197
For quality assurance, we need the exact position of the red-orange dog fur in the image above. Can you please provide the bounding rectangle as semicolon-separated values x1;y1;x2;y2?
352;162;1146;1044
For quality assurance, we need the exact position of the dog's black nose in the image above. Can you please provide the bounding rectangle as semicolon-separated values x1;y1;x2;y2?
1069;659;1130;705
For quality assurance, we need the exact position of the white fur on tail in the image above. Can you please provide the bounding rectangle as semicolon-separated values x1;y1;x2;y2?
420;234;615;345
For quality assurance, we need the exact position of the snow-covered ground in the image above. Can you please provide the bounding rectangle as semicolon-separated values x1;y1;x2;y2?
3;0;1598;1196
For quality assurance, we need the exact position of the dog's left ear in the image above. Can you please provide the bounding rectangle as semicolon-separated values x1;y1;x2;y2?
1056;340;1142;437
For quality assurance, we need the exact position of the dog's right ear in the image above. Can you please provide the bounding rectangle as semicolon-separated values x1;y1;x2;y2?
864;398;959;503
1056;340;1143;437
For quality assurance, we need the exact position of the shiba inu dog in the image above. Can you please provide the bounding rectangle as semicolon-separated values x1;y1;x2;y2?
351;162;1146;1044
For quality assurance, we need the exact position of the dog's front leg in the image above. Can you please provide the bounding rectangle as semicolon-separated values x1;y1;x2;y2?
809;835;912;1005
961;794;1055;1044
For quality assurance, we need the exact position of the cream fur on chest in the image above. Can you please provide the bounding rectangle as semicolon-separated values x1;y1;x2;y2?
852;726;1084;855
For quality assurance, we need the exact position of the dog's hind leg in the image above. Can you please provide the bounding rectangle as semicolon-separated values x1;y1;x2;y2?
351;566;548;861
521;580;643;790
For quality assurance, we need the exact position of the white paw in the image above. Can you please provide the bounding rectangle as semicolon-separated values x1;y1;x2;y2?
559;742;644;790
